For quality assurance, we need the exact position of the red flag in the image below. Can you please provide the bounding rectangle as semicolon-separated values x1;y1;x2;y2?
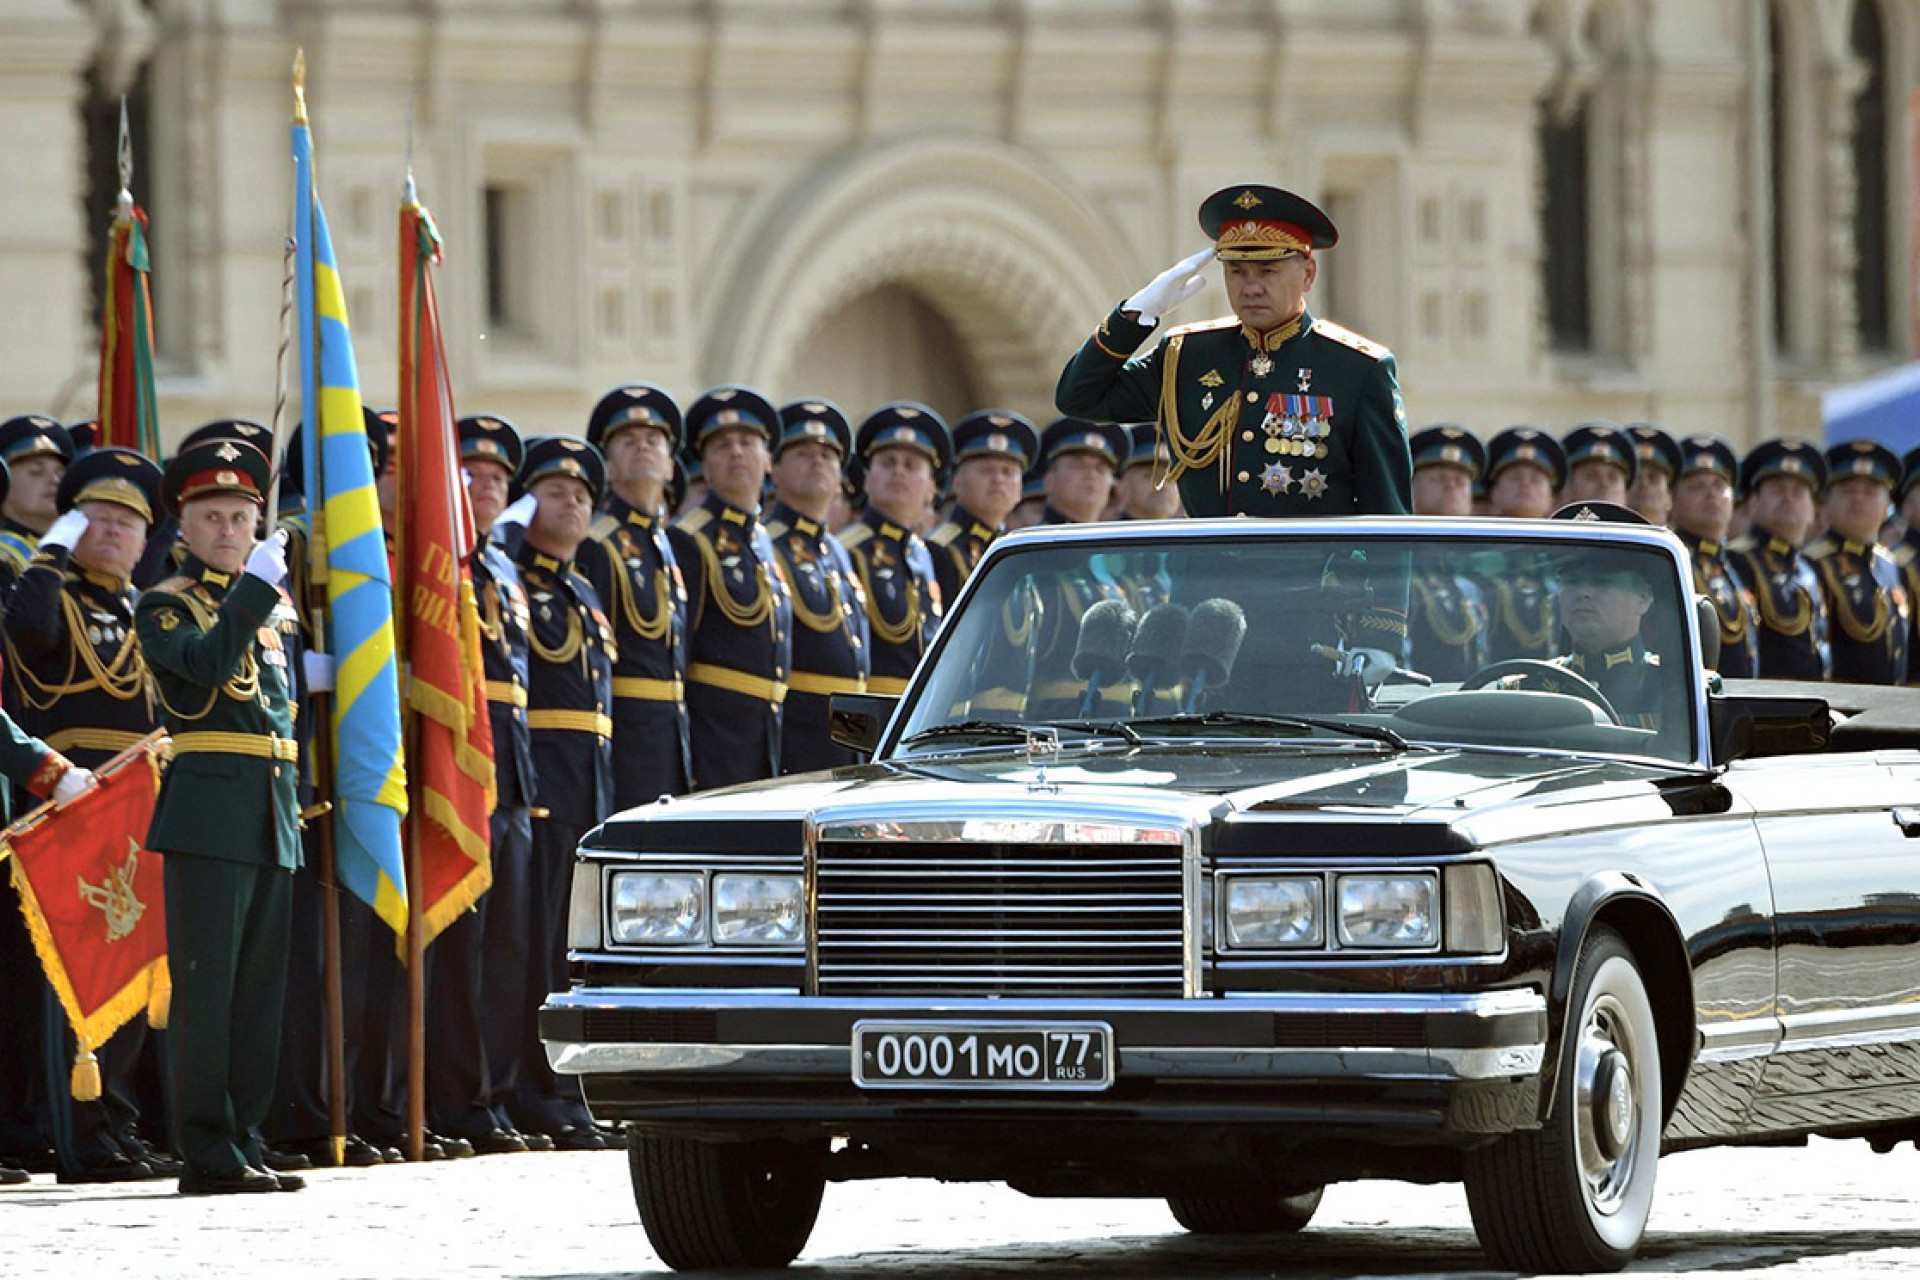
97;102;160;458
398;195;496;946
1;735;168;1098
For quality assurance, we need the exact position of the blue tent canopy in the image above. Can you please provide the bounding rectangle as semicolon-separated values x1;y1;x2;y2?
1823;361;1920;453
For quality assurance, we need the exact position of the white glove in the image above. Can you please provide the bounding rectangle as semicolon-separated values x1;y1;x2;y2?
1349;647;1399;693
302;650;335;693
1123;247;1217;325
40;509;89;552
496;492;537;531
245;529;289;585
52;766;94;805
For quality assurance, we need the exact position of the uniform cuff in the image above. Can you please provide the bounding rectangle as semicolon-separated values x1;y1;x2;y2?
1092;304;1156;360
26;751;73;801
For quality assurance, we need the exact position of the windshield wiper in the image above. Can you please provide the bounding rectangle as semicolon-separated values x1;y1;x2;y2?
899;719;1144;747
1128;710;1407;752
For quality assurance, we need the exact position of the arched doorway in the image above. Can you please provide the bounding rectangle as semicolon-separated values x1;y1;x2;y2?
778;283;984;423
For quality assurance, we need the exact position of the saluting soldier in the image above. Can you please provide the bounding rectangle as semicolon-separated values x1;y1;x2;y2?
1056;184;1410;518
1728;438;1831;681
1671;435;1760;679
764;400;868;774
136;438;305;1195
669;388;793;789
842;405;949;700
1892;447;1920;685
1806;440;1909;685
0;416;74;599
577;385;692;808
1476;427;1566;661
1559;422;1636;507
1405;426;1489;682
1626;423;1681;527
926;411;1039;609
4;449;167;1184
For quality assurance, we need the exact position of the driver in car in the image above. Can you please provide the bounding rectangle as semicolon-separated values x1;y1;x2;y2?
1550;554;1665;731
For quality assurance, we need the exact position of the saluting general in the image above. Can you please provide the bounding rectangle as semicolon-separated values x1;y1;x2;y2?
136;438;304;1196
1055;184;1410;518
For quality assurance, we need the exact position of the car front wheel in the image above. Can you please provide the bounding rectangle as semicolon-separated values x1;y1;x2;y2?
628;1130;826;1271
1166;1186;1324;1235
1464;924;1662;1273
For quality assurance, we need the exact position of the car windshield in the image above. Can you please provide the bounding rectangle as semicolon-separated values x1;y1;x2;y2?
896;530;1699;764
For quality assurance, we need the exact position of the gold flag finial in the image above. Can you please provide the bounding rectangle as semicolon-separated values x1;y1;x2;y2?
293;49;308;125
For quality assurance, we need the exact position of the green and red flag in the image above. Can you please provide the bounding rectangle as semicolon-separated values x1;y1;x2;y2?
397;189;496;946
0;733;169;1099
97;99;160;458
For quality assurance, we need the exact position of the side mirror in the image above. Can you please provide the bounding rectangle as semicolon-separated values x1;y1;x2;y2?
1694;595;1721;672
828;692;901;756
1709;693;1830;764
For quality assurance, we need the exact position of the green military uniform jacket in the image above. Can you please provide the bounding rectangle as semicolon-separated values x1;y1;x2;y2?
1055;304;1411;518
136;555;301;869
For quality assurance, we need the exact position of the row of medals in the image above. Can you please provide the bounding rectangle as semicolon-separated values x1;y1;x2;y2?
1264;416;1330;458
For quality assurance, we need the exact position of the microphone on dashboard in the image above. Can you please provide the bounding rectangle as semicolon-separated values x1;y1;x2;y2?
1071;598;1138;718
1126;603;1190;717
1179;598;1247;712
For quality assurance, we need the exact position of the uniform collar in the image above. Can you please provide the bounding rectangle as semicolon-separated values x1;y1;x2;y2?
768;501;823;539
1763;533;1797;557
702;491;759;528
861;506;912;541
78;564;129;592
1675;528;1720;556
2;516;42;542
1039;503;1087;526
182;553;234;593
1241;306;1310;355
604;491;657;530
1567;640;1642;673
947;504;998;542
512;538;571;576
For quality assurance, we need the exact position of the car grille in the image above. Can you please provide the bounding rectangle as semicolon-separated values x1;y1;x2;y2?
813;841;1186;997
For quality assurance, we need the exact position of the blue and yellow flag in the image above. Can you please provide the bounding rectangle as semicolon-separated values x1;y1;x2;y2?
292;63;410;934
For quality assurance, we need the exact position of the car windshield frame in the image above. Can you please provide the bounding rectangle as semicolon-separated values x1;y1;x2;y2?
884;517;1710;768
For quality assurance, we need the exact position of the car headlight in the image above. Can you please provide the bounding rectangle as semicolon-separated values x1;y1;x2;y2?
1336;873;1437;948
607;871;706;946
712;874;806;946
1222;876;1322;949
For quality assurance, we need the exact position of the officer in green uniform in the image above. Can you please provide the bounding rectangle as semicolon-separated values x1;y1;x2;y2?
1893;447;1920;685
136;437;304;1195
7;448;169;1184
0;416;74;600
1626;423;1681;527
1560;422;1636;507
1807;440;1909;684
842;404;949;699
1728;438;1831;680
764;400;868;773
1055;184;1410;519
1406;426;1489;682
1672;435;1760;679
926;411;1038;609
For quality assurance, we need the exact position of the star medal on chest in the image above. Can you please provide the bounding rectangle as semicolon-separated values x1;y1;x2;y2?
1297;367;1312;393
1261;462;1292;495
1301;468;1328;500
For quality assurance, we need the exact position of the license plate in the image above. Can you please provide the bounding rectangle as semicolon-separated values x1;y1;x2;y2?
852;1020;1113;1092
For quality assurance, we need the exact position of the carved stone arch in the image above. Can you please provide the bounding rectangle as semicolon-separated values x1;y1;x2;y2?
699;136;1126;418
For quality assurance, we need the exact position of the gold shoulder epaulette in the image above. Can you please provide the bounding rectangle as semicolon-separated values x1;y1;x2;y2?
1802;535;1837;560
839;523;874;551
1311;319;1391;360
1162;315;1240;341
674;508;713;535
927;522;961;548
1894;543;1917;567
764;518;791;539
588;512;620;541
1727;534;1759;555
148;575;197;596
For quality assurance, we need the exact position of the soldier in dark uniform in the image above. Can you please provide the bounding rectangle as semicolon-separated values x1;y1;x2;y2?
1116;421;1184;522
0;416;74;599
1476;428;1566;661
577;385;691;808
1405;426;1489;682
1892;448;1920;685
136;438;305;1195
1023;420;1129;718
1559;421;1636;507
3;450;167;1184
763;400;868;774
1626;423;1681;527
508;436;615;1150
1055;184;1410;519
1534;521;1674;733
1728;438;1831;681
1806;440;1909;685
669;388;793;789
1671;435;1760;679
842;405;949;700
926;411;1038;610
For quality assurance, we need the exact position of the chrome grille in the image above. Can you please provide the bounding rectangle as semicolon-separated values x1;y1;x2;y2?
813;842;1186;997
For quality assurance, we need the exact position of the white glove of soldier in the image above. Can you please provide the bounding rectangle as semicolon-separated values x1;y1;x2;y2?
1349;647;1399;693
52;766;94;805
495;491;537;534
1123;247;1217;325
40;508;89;553
302;650;336;693
245;529;289;585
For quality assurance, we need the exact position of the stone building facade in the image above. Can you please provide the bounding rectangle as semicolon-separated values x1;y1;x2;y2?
2;0;1916;452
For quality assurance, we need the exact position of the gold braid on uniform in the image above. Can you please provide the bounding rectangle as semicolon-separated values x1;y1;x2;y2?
1751;559;1814;638
692;533;775;629
146;584;260;722
1157;332;1234;489
784;560;853;637
1410;576;1480;649
606;542;672;642
7;590;150;712
855;552;921;647
1815;557;1890;644
1690;560;1750;643
1493;580;1552;653
477;582;503;643
527;596;586;668
1001;586;1038;647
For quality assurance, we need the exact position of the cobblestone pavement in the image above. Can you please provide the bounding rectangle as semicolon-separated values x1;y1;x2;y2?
4;1136;1919;1278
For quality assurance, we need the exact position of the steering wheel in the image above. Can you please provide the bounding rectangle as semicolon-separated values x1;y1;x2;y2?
1459;658;1621;725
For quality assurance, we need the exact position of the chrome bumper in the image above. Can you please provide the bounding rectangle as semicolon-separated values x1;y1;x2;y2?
543;988;1546;1083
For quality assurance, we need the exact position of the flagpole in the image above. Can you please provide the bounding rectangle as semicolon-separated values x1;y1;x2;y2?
399;171;427;1168
291;50;350;1172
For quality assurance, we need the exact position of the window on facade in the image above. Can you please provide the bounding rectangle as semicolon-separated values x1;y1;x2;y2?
1768;4;1790;353
1540;93;1593;353
80;57;153;330
483;182;532;337
1851;0;1890;354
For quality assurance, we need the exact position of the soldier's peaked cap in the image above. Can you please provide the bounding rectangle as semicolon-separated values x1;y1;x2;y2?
1824;438;1900;490
1625;423;1682;482
457;414;525;475
59;447;162;522
951;411;1039;472
517;435;606;505
587;384;682;454
1199;185;1338;261
1677;434;1739;484
1740;437;1827;497
1563;421;1639;485
163;437;271;515
0;416;74;469
855;402;951;474
1485;426;1567;490
1039;418;1129;474
686;385;778;455
775;400;853;460
1409;424;1486;481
